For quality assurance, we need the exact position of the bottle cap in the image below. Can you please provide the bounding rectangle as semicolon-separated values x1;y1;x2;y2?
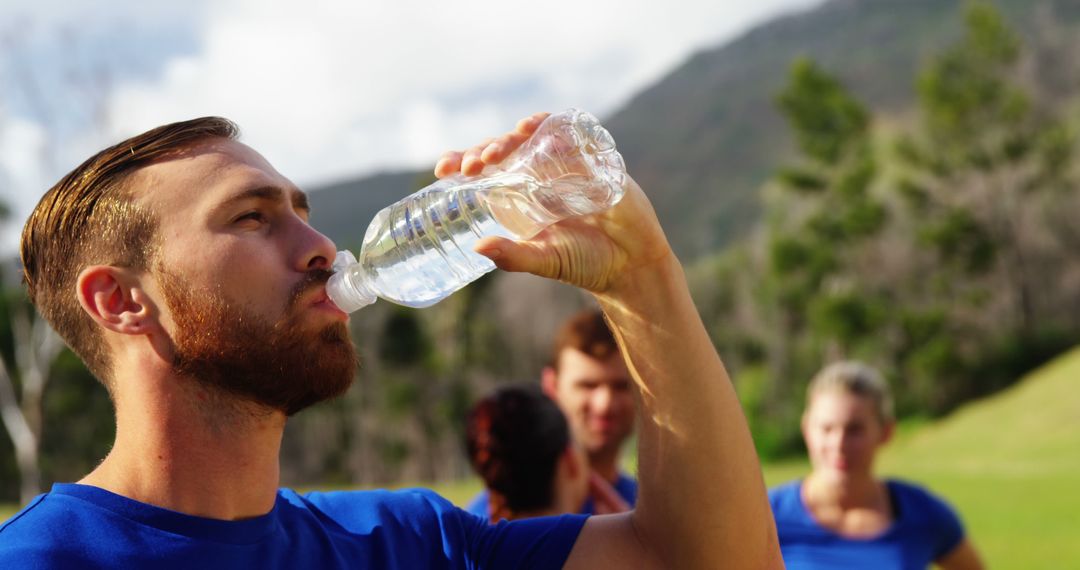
327;250;377;313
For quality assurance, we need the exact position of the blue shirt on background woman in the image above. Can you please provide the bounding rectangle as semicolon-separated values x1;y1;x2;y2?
769;361;985;570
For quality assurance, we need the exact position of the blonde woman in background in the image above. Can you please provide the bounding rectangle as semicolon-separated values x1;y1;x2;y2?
769;361;984;569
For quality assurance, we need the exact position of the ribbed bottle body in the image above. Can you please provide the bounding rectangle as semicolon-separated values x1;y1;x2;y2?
327;108;626;311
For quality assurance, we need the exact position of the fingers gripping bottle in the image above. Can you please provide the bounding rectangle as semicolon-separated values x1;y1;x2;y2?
326;108;627;312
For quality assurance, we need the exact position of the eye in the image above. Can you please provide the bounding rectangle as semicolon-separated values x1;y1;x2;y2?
234;211;268;225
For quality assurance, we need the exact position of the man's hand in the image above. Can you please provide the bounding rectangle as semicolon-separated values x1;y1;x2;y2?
434;113;676;297
437;112;782;570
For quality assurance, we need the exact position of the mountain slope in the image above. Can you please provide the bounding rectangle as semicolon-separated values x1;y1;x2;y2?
309;170;432;253
605;0;1080;257
311;0;1080;260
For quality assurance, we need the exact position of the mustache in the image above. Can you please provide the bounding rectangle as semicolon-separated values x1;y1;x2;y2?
288;268;335;309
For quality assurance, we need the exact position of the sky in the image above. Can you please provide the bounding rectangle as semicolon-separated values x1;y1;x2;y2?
0;0;823;252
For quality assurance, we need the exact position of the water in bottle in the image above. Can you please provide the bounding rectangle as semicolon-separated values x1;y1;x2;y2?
327;108;626;312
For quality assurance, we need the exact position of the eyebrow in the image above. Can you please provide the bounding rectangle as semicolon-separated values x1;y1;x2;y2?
219;185;311;213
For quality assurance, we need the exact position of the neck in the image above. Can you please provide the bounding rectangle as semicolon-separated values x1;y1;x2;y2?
82;371;286;521
803;470;883;510
588;447;621;482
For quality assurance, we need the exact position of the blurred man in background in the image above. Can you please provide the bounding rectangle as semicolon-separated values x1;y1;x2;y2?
467;309;636;519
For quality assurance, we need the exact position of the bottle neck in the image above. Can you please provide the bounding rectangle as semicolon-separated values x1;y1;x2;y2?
326;265;377;313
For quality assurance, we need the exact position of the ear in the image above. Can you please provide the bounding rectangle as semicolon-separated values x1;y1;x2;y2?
541;366;559;399
76;265;158;336
880;419;896;446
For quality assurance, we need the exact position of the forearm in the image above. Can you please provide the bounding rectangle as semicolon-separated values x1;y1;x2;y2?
595;254;781;569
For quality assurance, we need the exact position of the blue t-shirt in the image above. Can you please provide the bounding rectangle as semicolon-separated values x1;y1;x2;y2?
0;483;587;569
465;472;638;521
769;479;965;570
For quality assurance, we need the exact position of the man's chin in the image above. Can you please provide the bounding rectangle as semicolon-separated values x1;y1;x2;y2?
587;428;631;448
327;321;352;342
584;439;624;458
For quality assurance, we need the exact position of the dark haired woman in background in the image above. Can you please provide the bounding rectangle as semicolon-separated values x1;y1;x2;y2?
465;386;599;521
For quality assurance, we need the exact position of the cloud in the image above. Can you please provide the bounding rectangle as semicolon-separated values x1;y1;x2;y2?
0;0;822;253
0;115;46;254
111;0;820;182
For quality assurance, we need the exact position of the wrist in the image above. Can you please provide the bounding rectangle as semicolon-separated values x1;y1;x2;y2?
595;252;687;319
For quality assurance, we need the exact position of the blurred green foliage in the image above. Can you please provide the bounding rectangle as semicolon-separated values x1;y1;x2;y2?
700;1;1080;458
2;0;1079;505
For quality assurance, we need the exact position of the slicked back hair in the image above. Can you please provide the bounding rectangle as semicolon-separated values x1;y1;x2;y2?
20;117;240;387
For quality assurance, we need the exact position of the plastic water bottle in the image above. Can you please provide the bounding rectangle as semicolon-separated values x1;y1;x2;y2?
326;108;627;312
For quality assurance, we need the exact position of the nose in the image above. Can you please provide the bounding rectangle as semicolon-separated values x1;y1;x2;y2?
833;429;856;453
294;221;338;272
591;386;613;414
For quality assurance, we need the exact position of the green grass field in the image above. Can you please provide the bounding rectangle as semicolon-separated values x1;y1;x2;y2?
4;348;1078;568
871;346;1080;569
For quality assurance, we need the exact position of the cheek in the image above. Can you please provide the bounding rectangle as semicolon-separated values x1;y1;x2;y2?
614;395;635;418
804;430;832;453
560;392;589;414
805;439;829;464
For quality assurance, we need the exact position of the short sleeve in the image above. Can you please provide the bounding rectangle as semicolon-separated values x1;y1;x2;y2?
890;480;965;560
465;512;588;568
925;492;965;559
302;488;586;568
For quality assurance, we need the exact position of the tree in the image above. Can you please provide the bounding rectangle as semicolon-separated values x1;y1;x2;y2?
895;0;1076;334
769;59;886;370
0;22;116;504
0;300;65;505
891;0;1079;403
721;57;892;456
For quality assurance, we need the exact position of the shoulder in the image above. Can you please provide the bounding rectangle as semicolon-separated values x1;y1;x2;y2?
297;488;586;567
615;472;638;504
886;479;960;521
289;488;494;565
0;493;99;566
295;486;452;507
615;473;637;490
464;489;490;519
0;494;52;549
293;487;472;531
0;494;49;534
886;478;966;555
767;480;803;513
